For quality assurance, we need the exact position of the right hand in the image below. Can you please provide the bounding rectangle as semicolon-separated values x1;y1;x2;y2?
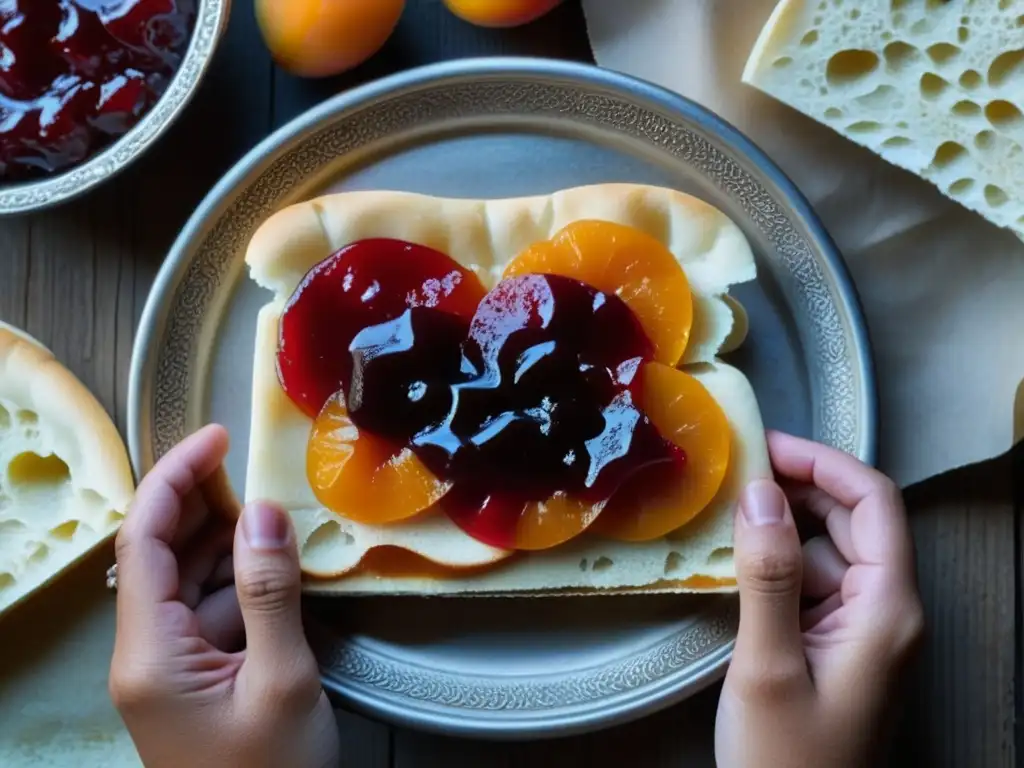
109;424;340;768
715;431;924;768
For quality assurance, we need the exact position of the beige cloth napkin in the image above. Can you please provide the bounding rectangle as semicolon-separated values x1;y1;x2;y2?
0;552;140;767
582;0;1024;486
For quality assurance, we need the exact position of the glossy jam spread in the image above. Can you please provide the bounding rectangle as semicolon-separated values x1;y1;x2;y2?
278;238;485;419
397;273;664;490
0;1;196;180
401;274;683;549
286;220;732;551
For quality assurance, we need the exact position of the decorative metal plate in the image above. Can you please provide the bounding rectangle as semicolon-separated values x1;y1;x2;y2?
0;0;231;215
129;59;876;740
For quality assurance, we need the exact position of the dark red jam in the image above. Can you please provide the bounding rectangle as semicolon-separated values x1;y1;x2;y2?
0;0;196;180
410;274;677;499
278;238;487;419
280;240;684;548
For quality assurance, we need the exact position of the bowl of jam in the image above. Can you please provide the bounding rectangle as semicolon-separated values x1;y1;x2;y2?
0;0;229;214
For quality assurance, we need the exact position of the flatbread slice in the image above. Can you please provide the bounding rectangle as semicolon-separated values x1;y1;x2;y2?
244;183;769;595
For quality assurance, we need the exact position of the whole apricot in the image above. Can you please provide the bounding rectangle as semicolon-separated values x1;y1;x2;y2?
256;0;405;77
443;0;563;28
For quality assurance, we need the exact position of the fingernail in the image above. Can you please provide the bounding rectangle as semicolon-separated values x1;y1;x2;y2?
741;480;787;526
242;502;290;550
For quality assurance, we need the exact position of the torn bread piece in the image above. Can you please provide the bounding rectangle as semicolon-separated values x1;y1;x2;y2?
742;0;1024;238
0;323;135;618
244;183;767;595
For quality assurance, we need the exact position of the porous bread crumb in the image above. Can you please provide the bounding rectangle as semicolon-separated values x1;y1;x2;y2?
0;324;134;618
743;0;1024;238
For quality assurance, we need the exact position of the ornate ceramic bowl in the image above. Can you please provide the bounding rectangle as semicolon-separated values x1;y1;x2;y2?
0;0;231;215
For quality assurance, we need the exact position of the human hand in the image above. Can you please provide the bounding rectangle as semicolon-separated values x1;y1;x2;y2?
715;431;924;768
109;424;340;768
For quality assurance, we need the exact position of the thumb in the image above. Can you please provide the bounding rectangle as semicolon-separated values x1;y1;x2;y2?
728;479;810;698
233;502;320;705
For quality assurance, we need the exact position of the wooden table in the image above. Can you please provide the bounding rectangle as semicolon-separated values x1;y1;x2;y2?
0;1;1018;765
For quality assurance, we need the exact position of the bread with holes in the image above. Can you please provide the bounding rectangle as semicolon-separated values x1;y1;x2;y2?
742;0;1024;239
0;322;135;618
243;183;771;595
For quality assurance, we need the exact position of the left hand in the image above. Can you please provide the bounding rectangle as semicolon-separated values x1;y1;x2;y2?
108;424;340;768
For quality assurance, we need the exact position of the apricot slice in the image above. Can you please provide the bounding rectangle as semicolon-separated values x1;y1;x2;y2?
592;363;730;542
503;220;693;365
307;393;451;524
515;492;605;551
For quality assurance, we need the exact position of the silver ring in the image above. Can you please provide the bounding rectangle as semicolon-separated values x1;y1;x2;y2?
106;563;119;592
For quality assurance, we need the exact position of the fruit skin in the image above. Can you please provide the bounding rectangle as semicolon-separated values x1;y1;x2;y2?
443;0;562;28
256;0;405;78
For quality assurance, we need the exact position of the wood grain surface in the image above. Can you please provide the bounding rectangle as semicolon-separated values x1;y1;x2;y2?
0;1;1017;765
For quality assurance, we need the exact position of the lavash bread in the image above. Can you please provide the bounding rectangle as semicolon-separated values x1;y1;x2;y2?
244;183;771;595
0;322;135;618
742;0;1024;239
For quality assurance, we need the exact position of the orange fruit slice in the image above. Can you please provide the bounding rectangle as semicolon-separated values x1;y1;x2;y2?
592;363;730;541
514;492;606;551
503;220;693;365
307;392;451;524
